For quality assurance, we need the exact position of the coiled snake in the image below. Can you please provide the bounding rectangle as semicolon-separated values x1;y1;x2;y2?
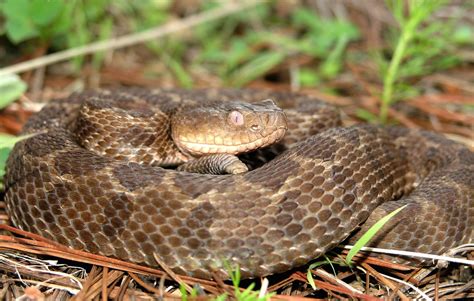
4;89;473;279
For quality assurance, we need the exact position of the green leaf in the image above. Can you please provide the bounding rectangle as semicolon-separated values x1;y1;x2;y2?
4;17;39;43
356;109;378;122
292;8;323;33
319;35;350;79
2;0;40;43
0;147;10;180
298;68;321;87
179;283;188;301
346;204;408;265
2;0;29;17
213;294;228;301
306;256;338;290
222;38;252;73
453;25;473;44
92;16;114;69
0;133;34;149
47;3;74;38
163;54;193;88
0;75;27;110
228;51;285;87
306;261;328;290
29;0;64;26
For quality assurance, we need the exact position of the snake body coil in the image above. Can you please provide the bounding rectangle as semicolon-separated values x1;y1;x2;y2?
4;89;473;279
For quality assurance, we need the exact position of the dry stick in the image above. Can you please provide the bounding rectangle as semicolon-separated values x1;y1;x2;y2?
311;268;363;295
211;271;232;296
365;271;370;294
0;238;162;277
0;0;263;77
128;272;162;296
101;267;108;301
388;267;423;300
361;263;409;301
116;275;131;301
85;270;125;300
0;262;82;292
96;272;124;301
386;268;417;300
152;253;193;294
71;265;99;301
159;276;167;298
435;270;440;301
291;272;377;301
267;275;293;292
0;230;225;294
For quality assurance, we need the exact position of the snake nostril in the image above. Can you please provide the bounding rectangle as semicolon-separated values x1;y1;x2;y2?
250;124;260;132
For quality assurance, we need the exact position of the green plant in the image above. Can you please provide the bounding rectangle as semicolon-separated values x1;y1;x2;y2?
179;283;201;301
228;266;274;301
0;0;72;44
379;0;449;123
0;0;169;70
0;134;33;190
306;256;339;290
0;75;27;110
305;203;408;290
0;2;361;88
291;8;360;82
0;74;27;189
175;5;360;87
221;8;359;87
346;204;408;264
177;264;274;301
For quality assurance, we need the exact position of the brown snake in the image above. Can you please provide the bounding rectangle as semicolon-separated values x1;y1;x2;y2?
4;88;473;279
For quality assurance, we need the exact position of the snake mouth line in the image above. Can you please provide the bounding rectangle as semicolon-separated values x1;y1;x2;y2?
178;127;287;155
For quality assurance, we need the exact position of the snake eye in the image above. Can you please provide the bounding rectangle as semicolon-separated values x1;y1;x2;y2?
228;111;244;126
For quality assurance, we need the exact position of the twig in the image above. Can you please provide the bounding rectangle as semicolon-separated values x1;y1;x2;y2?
101;267;108;301
0;0;263;77
310;268;363;295
153;253;193;294
360;263;410;301
343;245;474;266
128;272;162;295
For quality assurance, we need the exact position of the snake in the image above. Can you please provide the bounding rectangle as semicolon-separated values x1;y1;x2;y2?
4;88;473;279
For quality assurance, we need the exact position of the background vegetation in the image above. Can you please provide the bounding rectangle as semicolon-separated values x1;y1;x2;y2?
1;1;471;119
0;0;472;300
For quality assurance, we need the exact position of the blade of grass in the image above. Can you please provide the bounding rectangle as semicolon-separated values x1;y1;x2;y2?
227;51;285;87
346;204;408;265
380;0;447;123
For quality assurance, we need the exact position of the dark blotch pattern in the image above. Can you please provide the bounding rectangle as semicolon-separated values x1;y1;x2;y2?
4;88;473;280
54;149;110;177
113;163;165;191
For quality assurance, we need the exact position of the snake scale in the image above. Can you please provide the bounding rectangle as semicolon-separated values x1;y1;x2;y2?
4;89;473;279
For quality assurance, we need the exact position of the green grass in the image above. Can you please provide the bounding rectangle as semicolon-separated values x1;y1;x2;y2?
0;1;359;85
178;265;274;301
306;256;339;290
305;204;408;290
1;1;467;97
0;0;169;71
379;0;450;123
345;204;408;265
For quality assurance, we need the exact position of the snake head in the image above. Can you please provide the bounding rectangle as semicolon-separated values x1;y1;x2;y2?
171;99;288;156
